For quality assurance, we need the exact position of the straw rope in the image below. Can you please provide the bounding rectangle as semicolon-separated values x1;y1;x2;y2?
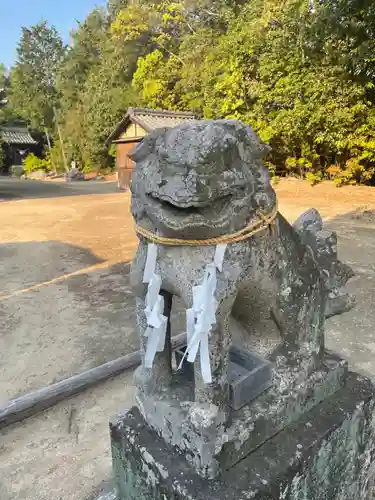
135;202;278;246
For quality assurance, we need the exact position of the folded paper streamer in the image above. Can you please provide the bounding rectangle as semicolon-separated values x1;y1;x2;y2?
142;242;227;384
143;244;168;369
179;244;227;384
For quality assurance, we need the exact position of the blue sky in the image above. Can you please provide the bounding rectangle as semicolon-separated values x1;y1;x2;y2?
0;0;107;69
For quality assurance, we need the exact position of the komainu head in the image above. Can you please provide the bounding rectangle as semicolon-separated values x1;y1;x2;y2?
130;120;276;239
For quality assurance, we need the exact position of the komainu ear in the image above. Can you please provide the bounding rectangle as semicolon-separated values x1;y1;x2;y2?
243;124;271;159
128;127;169;163
224;119;271;160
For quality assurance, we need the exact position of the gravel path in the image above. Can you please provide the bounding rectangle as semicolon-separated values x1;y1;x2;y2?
0;178;374;500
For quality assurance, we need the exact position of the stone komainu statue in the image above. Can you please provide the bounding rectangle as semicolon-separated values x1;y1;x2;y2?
129;120;354;478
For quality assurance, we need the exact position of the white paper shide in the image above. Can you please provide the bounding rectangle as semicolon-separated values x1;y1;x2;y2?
142;244;168;369
143;243;227;384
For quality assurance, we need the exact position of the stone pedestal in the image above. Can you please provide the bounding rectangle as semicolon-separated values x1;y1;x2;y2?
133;349;347;478
110;371;375;500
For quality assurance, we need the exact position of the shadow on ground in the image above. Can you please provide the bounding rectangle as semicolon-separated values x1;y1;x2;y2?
0;239;185;402
0;241;105;296
323;208;375;378
0;178;118;202
0;240;131;402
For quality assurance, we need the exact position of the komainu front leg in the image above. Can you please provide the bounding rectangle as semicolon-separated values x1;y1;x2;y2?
193;287;238;415
134;291;173;395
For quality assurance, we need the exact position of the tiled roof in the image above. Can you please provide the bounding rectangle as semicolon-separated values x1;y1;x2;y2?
107;107;196;144
1;127;38;145
130;108;195;132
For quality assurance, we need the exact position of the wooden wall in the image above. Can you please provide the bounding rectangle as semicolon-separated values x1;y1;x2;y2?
120;123;146;139
116;141;137;190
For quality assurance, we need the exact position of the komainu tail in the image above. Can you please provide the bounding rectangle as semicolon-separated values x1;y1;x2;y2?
294;208;355;319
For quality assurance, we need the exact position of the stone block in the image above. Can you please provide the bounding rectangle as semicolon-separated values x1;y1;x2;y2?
175;344;273;411
228;345;272;410
135;350;347;477
110;372;375;500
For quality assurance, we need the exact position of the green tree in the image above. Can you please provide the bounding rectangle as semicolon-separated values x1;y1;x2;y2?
0;137;4;171
57;9;106;110
56;5;142;170
0;65;8;124
108;0;132;21
0;64;13;124
9;0;375;183
0;65;7;169
56;9;107;167
10;21;65;131
310;0;375;84
0;64;23;127
131;0;375;184
0;64;7;102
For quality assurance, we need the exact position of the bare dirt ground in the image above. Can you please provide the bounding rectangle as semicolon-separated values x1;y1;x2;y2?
0;179;138;402
0;177;374;500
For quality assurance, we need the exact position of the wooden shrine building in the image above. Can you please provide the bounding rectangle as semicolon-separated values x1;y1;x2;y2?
106;107;195;190
0;126;39;175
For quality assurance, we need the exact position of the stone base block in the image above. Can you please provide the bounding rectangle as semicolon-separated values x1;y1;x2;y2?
110;372;375;500
134;351;347;477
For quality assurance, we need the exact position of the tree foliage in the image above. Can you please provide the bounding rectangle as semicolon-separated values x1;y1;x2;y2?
55;6;141;169
3;0;375;183
22;152;51;174
0;137;4;171
10;21;65;131
0;64;7;107
130;0;375;184
0;64;18;125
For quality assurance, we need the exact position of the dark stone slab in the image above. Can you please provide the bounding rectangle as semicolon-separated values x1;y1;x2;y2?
176;344;272;411
216;349;347;471
228;345;272;410
110;372;375;500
